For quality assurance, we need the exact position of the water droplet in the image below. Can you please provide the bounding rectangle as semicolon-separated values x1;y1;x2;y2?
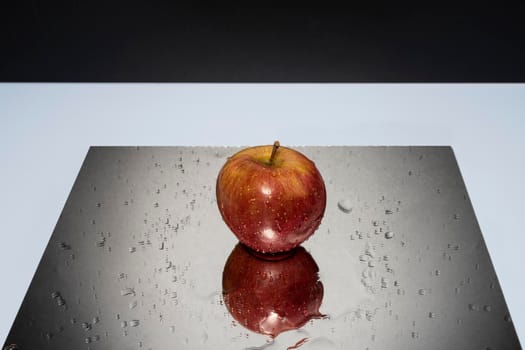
434;269;440;276
129;320;140;327
454;214;460;220
385;209;393;215
121;321;127;328
96;238;106;247
483;305;492;312
58;242;71;250
385;231;394;239
93;316;100;324
368;261;376;268
129;247;136;253
429;312;435;318
504;314;512;322
129;300;138;309
418;289;426;296
468;303;479;311
365;311;373;321
337;199;352;213
81;322;92;331
4;344;19;350
201;332;209;344
120;288;135;297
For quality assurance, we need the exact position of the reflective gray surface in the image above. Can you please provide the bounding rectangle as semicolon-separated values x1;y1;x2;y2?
3;147;520;350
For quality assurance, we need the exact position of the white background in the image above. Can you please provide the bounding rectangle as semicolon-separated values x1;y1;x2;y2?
1;84;524;345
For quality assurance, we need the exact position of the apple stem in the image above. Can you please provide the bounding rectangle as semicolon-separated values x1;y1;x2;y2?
269;141;280;165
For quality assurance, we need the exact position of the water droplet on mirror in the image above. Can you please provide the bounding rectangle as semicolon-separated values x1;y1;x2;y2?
129;320;140;327
385;209;393;215
483;305;492;312
58;242;70;250
121;288;135;297
418;289;426;295
385;231;394;239
468;303;479;311
337;199;352;213
96;238;106;247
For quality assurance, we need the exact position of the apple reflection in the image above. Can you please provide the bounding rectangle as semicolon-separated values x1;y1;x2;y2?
222;243;324;338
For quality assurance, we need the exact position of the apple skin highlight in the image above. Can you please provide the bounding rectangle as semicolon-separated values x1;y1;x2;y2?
216;143;326;253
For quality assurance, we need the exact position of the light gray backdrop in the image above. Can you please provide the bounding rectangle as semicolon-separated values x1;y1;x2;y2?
1;84;524;345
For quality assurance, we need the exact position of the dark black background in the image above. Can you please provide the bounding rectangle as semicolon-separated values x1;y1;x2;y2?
1;2;524;82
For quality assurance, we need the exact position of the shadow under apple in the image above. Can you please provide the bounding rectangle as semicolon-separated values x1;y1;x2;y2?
222;243;324;338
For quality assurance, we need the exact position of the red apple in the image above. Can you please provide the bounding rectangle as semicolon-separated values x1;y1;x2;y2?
216;141;326;253
222;243;324;338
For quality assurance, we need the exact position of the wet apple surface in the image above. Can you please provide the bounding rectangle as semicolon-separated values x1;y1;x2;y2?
222;244;324;338
216;142;327;253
